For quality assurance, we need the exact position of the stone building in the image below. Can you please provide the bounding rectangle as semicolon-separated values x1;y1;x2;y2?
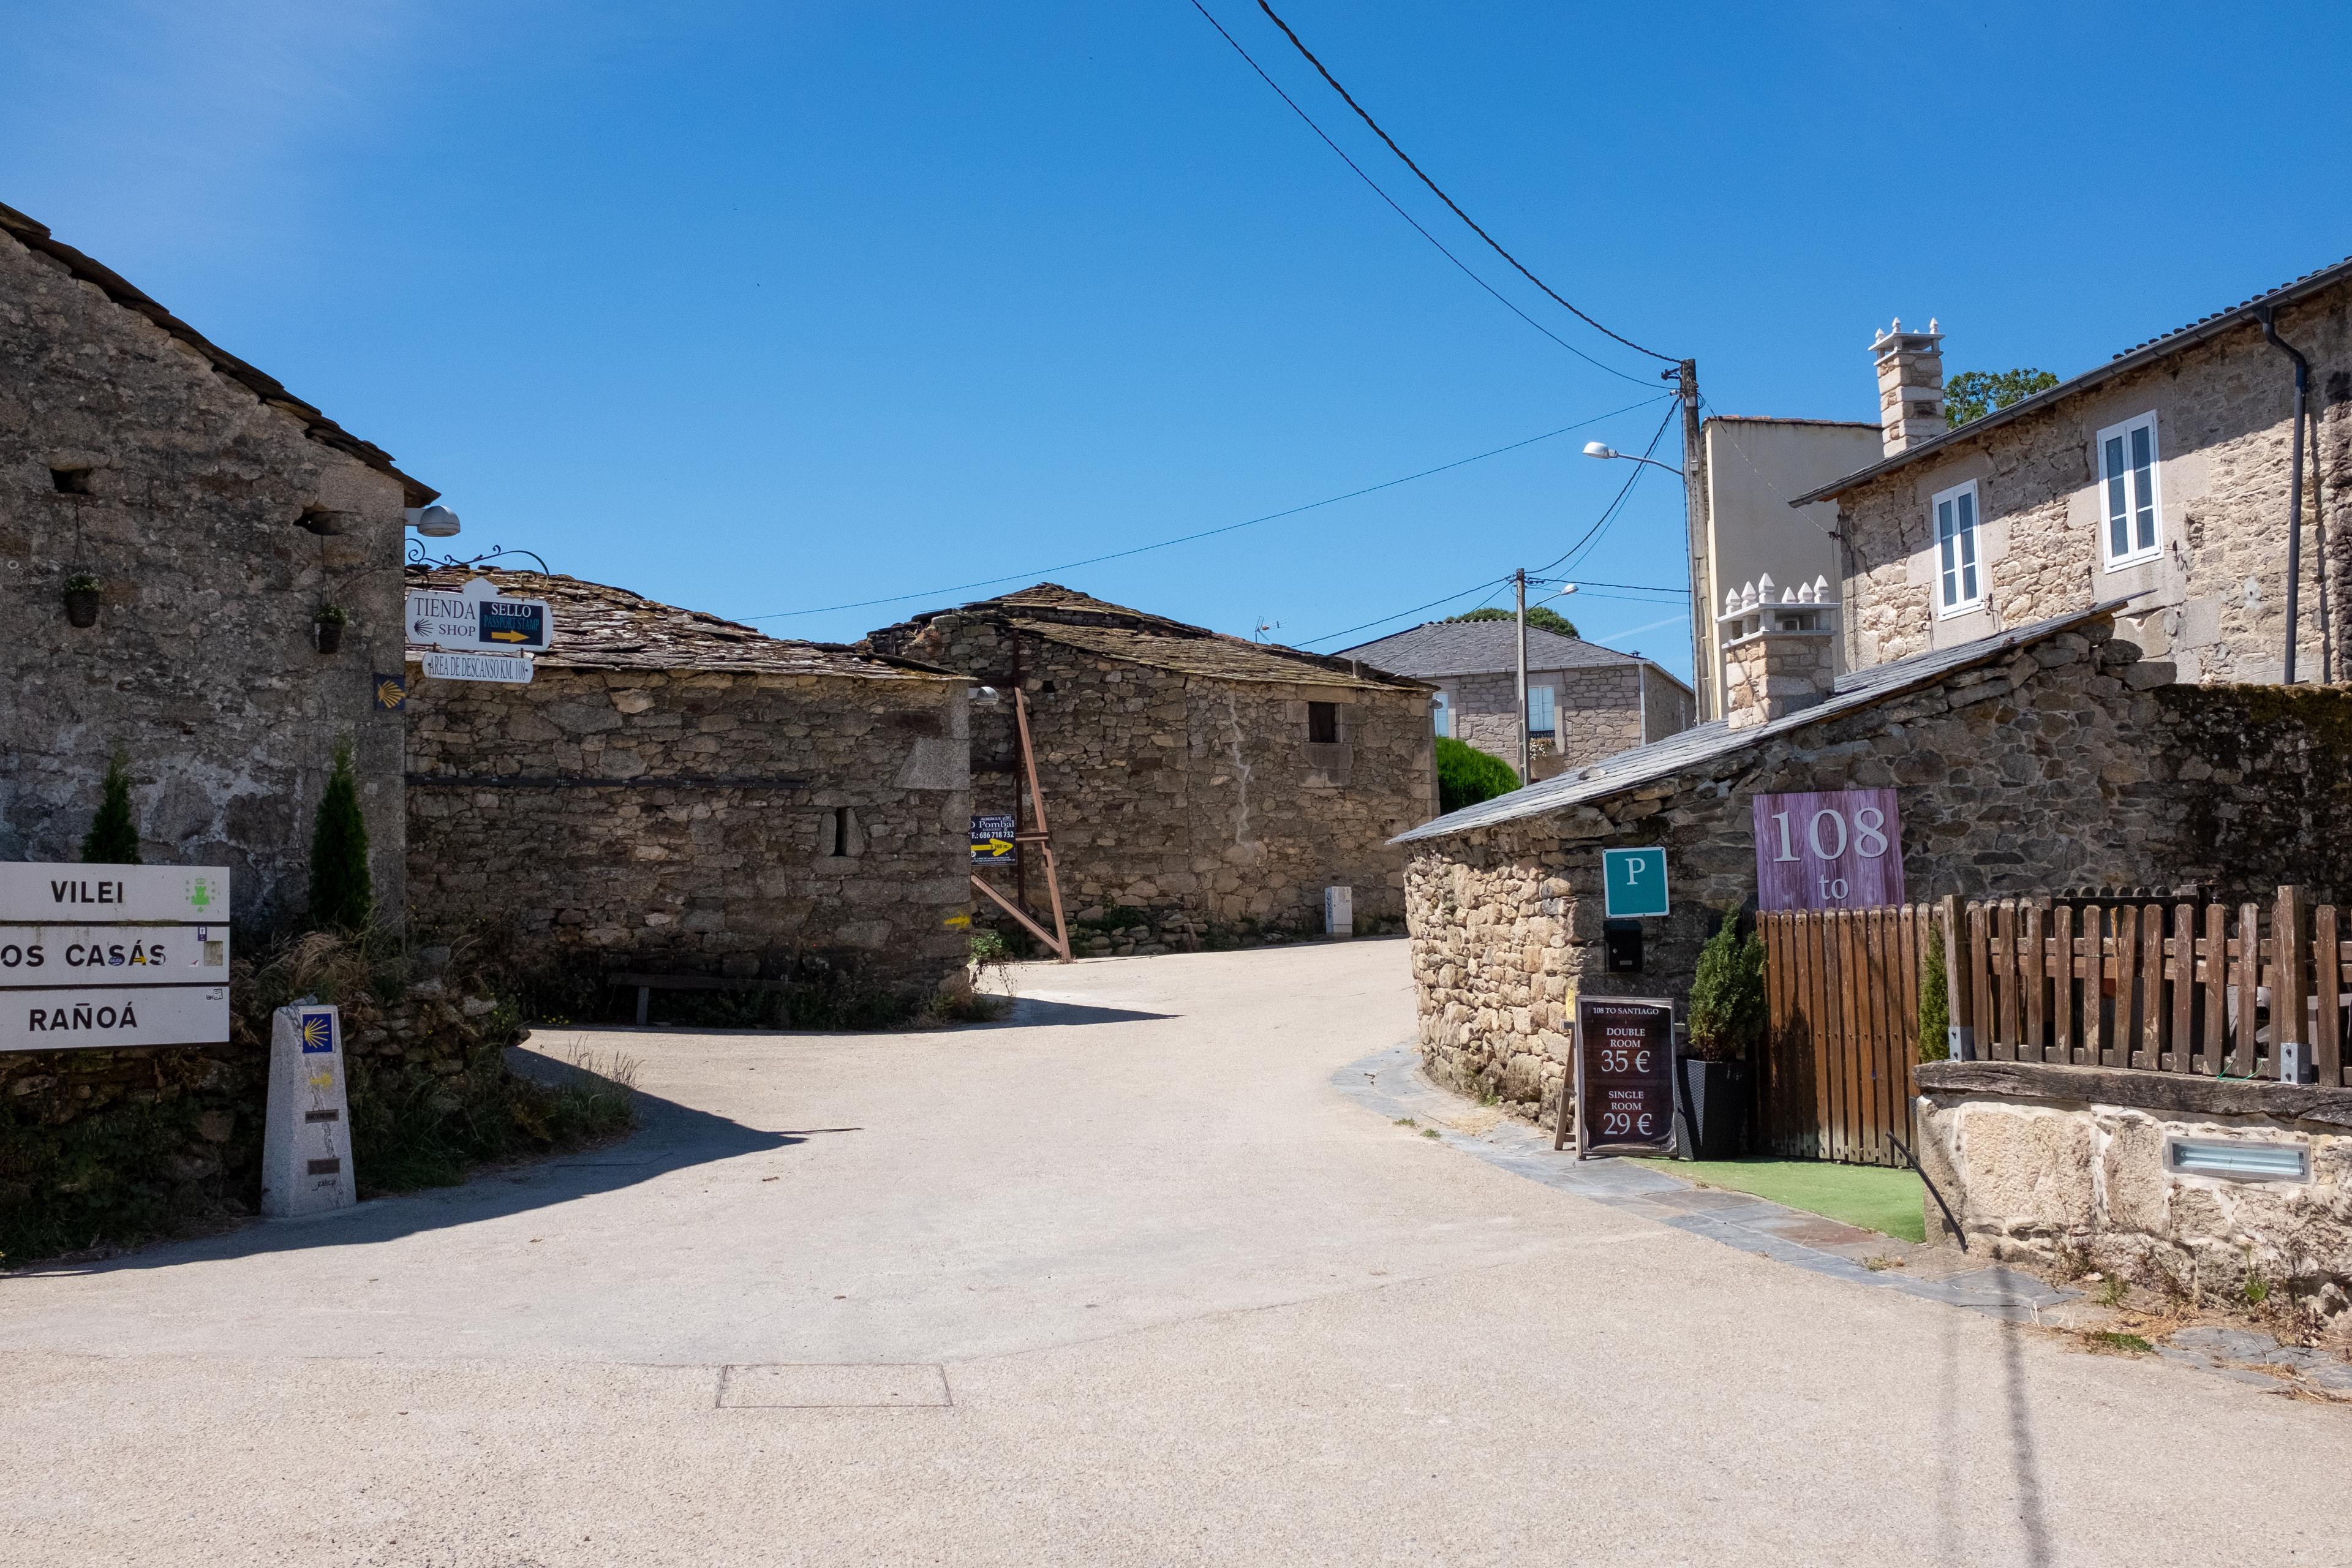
1794;263;2352;687
1;200;424;927
1393;594;2352;1126
1336;619;1692;779
405;569;973;1000
865;584;1435;942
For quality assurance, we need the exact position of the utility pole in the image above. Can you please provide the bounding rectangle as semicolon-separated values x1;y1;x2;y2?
1676;358;1714;720
1514;566;1531;783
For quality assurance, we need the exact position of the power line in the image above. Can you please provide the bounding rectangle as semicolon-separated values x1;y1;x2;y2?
1185;1;1657;388
1255;0;1679;366
1531;397;1681;579
739;395;1670;623
1298;574;1512;648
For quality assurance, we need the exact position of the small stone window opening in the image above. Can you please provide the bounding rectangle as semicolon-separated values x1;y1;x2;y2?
820;806;864;861
1307;701;1338;744
50;467;91;495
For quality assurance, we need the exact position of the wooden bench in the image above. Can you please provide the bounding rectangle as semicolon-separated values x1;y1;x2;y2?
607;971;793;1027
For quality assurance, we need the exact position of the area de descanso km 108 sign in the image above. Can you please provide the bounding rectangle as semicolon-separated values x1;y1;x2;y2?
0;864;232;1051
1563;995;1678;1158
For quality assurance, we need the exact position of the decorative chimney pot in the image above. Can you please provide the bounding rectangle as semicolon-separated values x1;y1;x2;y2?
1718;573;1840;730
1871;317;1947;456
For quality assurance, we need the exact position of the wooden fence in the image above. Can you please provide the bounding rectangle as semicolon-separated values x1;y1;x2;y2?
1951;886;2352;1084
1757;905;1934;1167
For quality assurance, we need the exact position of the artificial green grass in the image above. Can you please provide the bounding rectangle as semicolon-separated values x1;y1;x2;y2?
1634;1156;1928;1243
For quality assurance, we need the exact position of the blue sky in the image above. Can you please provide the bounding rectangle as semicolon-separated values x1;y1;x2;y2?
7;1;2348;681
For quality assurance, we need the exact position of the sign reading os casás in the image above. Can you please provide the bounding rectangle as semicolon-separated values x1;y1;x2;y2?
0;864;231;1052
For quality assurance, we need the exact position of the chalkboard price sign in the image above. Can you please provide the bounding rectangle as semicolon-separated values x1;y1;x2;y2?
1557;995;1678;1158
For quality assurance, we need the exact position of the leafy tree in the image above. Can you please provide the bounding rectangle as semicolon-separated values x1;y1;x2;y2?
1686;910;1766;1061
1918;932;1951;1061
1436;736;1521;814
1945;368;2059;428
80;751;140;865
309;741;374;932
1447;605;1580;639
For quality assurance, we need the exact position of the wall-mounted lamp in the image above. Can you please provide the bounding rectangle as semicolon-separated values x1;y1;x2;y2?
403;505;462;538
2166;1137;2308;1182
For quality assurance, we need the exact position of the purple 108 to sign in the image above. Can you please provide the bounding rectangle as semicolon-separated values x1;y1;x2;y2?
1751;789;1905;911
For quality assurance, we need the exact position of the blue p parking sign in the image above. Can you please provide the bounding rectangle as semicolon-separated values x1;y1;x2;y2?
1602;847;1669;919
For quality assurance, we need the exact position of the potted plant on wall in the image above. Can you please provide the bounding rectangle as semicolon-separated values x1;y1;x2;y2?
62;573;102;628
1681;908;1766;1159
314;602;349;654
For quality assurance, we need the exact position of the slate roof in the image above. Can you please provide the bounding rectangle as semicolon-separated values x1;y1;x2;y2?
877;582;1429;692
1393;599;2127;843
1792;254;2352;506
409;568;955;680
1;200;439;507
1336;619;1690;690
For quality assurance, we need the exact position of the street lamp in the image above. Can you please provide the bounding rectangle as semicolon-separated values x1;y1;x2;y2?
1582;441;1684;478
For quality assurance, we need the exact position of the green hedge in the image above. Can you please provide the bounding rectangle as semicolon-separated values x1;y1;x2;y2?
1437;736;1520;814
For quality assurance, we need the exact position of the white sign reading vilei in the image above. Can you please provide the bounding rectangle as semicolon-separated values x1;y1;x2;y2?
0;865;231;1052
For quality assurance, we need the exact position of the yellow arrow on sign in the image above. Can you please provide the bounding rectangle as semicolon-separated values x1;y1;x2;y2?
974;838;1014;856
487;629;530;643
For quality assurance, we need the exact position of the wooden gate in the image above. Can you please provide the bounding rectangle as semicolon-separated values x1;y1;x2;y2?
1757;905;1932;1167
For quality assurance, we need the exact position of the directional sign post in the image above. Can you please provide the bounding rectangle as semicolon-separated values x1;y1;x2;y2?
0;865;231;1052
970;813;1017;865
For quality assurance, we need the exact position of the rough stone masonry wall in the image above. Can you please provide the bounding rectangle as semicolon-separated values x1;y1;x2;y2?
880;615;1433;937
405;665;972;997
0;225;410;928
1404;617;2352;1126
1838;285;2352;687
1915;1063;2352;1307
1450;665;1657;778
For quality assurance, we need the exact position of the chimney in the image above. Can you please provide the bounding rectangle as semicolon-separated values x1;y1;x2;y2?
1871;317;1947;456
1718;572;1841;731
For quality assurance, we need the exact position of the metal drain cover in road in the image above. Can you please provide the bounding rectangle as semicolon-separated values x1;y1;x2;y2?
717;1363;951;1409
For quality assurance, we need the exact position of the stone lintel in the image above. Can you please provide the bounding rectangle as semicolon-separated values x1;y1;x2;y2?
1916;1059;2352;1128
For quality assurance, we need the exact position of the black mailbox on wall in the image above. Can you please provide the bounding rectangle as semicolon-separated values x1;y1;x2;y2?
1602;919;1643;974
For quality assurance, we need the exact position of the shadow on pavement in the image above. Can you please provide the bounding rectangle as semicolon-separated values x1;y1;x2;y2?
14;1076;805;1279
978;997;1176;1028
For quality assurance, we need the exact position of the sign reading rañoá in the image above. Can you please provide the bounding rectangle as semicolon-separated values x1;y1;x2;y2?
1566;995;1678;1158
1751;788;1905;912
406;576;556;654
0;864;232;1052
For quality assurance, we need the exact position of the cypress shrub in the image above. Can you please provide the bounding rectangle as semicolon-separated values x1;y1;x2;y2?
309;741;373;932
1436;736;1521;814
80;751;141;865
1918;930;1951;1061
1686;909;1766;1061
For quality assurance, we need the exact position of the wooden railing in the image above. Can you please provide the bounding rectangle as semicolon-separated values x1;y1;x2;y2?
1947;886;2351;1084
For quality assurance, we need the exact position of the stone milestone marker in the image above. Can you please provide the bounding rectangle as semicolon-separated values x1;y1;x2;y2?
262;1003;357;1218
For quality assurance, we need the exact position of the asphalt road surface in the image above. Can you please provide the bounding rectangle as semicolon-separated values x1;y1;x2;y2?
4;941;2344;1566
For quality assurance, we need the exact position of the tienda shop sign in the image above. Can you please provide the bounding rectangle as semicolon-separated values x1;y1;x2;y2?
1750;789;1905;911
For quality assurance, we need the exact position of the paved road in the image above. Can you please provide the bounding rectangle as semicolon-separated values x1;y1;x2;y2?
3;941;2344;1565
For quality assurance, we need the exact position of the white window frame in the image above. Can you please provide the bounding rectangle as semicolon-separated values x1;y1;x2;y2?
1430;688;1451;738
1526;683;1556;737
2095;411;2163;570
1930;478;1985;617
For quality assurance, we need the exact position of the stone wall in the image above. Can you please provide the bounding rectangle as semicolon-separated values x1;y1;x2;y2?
405;663;973;997
1403;612;2352;1125
1916;1061;2352;1306
0;219;413;929
872;613;1433;935
1448;663;1680;780
1836;284;2352;687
